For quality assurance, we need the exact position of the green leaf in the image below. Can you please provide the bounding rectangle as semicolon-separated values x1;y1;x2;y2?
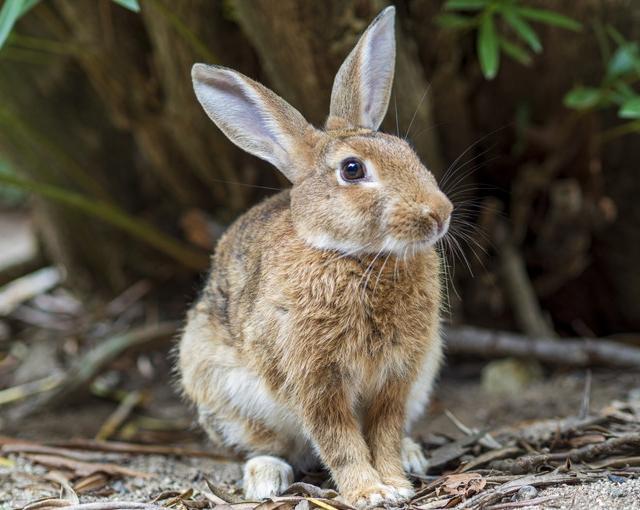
517;7;582;31
111;0;140;12
478;13;500;79
0;0;24;49
607;42;640;78
563;87;602;110
499;37;532;66
436;13;476;29
503;9;542;53
0;172;209;270
619;97;640;119
444;0;489;11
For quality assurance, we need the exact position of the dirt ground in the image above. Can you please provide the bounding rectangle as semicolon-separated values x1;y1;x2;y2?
2;364;639;510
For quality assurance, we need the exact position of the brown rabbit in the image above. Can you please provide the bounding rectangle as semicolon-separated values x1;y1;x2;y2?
179;6;452;508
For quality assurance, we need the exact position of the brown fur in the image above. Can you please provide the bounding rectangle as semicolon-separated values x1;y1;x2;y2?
181;6;452;508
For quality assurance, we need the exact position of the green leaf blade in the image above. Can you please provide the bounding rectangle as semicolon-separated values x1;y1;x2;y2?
607;42;640;79
111;0;140;13
504;9;542;53
619;97;640;119
563;87;602;110
517;7;582;31
478;13;500;79
0;0;24;49
499;37;532;66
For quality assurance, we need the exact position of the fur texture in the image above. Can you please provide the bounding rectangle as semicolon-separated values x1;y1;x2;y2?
180;6;452;509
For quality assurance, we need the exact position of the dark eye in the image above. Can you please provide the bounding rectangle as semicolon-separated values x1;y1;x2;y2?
340;158;366;181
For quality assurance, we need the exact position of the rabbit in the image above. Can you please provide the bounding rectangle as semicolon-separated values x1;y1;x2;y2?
178;6;452;509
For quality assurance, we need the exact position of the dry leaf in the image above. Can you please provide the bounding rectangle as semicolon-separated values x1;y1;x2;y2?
436;473;486;498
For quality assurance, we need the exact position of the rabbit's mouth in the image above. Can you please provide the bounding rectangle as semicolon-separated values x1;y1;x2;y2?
383;200;452;253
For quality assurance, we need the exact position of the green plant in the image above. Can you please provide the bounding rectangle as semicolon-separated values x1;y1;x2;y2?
564;26;640;140
0;0;139;50
438;0;581;80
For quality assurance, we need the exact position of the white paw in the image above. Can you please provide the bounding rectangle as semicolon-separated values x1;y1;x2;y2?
346;483;413;509
401;437;429;475
243;455;294;500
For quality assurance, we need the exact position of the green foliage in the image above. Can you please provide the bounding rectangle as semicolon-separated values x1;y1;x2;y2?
564;27;640;126
0;0;139;51
438;0;582;80
0;0;40;49
111;0;140;13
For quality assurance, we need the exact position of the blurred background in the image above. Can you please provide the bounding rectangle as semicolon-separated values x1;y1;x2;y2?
1;0;640;506
2;0;640;336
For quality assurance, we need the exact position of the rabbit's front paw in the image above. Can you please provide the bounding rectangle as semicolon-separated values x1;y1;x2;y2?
401;437;429;475
382;477;415;500
344;483;412;509
243;455;294;500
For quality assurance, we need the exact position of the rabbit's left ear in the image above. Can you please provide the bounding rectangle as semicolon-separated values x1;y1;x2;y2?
329;6;396;131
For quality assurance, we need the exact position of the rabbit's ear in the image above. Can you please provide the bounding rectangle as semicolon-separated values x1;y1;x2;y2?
329;6;396;131
192;64;314;182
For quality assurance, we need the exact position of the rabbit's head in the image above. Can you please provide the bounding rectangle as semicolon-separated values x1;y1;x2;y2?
192;7;452;256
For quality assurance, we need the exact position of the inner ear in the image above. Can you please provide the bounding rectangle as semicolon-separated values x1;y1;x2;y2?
192;64;314;183
328;7;396;131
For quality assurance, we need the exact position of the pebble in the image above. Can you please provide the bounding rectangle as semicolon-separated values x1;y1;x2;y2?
515;485;538;501
610;487;626;498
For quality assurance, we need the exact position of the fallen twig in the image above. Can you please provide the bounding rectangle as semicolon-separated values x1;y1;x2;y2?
0;374;65;406
454;472;599;509
49;503;166;510
491;433;640;474
25;453;153;479
96;390;145;441
10;322;178;418
444;326;640;368
51;438;241;462
485;495;561;509
0;266;62;315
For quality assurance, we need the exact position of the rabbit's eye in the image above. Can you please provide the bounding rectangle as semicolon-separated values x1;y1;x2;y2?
340;158;366;181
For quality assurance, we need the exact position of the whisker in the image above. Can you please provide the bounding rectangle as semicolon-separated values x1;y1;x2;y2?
206;177;285;192
394;91;400;138
405;85;431;140
439;123;512;189
373;251;392;295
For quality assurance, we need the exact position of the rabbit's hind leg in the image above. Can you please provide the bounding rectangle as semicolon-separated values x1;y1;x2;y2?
198;405;295;499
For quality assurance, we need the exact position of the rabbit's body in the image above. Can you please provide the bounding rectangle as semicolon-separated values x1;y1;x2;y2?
180;7;453;508
180;190;443;463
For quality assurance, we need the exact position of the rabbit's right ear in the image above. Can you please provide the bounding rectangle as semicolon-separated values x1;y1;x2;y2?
192;64;315;183
329;6;396;131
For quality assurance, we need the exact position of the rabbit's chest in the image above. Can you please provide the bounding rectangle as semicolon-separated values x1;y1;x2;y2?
300;257;438;351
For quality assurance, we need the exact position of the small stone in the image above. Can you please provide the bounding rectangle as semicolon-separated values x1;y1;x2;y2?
610;487;626;498
515;485;538;501
608;473;627;483
481;358;543;396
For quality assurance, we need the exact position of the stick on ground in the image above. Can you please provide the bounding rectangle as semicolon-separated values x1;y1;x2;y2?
444;326;640;368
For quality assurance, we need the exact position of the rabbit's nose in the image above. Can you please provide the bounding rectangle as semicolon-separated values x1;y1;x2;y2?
422;194;453;232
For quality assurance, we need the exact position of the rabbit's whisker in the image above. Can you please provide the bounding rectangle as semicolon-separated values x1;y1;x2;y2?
404;85;431;140
373;251;392;295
